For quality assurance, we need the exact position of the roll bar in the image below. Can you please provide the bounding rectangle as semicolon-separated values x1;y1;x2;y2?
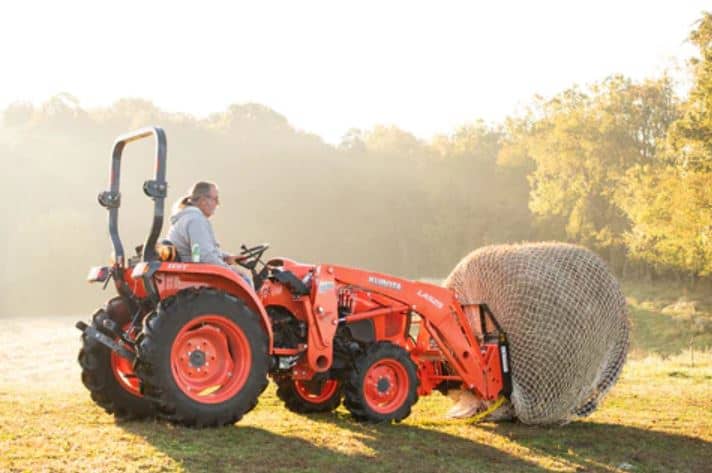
98;127;167;266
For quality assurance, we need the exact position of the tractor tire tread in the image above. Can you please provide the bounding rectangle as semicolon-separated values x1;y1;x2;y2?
343;341;419;423
78;309;156;420
135;288;269;428
275;378;342;414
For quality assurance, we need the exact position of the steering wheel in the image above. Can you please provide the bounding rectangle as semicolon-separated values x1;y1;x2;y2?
237;243;270;270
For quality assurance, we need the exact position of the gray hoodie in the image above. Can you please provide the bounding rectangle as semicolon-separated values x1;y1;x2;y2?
166;206;228;266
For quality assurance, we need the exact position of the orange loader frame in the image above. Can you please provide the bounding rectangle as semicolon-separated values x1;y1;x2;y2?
130;256;512;403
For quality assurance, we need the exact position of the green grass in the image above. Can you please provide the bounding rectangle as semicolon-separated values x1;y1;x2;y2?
623;280;712;357
1;282;710;473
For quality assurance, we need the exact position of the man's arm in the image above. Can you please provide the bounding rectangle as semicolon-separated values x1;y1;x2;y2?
225;253;252;264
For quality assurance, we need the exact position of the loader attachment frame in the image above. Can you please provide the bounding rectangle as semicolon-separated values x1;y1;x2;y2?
323;265;510;401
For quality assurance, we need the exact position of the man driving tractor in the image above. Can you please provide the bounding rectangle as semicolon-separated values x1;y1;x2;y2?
167;181;253;286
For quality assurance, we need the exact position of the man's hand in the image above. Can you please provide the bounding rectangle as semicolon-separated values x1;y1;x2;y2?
223;254;248;265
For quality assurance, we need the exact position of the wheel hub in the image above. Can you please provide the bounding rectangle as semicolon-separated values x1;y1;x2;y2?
189;349;206;368
170;316;252;404
362;357;410;414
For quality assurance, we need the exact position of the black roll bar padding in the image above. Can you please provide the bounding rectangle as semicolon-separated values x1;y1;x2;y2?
104;126;167;266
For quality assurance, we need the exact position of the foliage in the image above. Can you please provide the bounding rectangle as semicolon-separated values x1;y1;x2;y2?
668;12;712;173
618;166;712;276
617;12;712;277
2;13;712;316
500;76;679;265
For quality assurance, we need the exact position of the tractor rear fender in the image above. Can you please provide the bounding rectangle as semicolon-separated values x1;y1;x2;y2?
133;262;274;349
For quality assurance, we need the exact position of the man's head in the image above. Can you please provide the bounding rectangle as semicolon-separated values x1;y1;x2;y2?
185;181;220;218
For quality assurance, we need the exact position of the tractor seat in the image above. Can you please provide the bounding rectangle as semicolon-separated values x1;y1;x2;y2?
156;240;181;262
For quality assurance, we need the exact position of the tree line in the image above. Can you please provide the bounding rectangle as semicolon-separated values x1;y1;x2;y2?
0;13;709;316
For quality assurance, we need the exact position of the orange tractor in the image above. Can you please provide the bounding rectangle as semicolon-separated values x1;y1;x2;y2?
77;127;511;426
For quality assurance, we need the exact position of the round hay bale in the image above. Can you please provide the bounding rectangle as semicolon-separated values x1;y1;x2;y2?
444;242;629;424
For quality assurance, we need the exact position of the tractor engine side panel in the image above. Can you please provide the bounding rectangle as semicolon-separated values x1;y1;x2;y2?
343;289;409;345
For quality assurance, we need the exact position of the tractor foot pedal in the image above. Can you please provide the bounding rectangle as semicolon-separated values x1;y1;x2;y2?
76;321;136;362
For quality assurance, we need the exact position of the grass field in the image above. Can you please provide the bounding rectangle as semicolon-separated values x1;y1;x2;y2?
1;281;710;473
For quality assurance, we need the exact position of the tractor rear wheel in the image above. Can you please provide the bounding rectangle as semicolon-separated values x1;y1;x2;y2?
78;302;155;419
276;376;342;413
135;289;269;427
343;342;418;423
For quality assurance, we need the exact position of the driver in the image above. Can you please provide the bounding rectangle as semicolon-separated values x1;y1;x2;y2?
166;181;253;287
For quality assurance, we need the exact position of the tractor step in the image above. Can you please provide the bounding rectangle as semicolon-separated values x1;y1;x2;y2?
76;321;136;362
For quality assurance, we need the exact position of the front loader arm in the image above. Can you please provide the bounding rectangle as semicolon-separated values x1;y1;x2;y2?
327;265;505;400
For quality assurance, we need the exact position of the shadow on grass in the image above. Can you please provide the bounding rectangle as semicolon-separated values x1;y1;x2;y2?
312;412;712;473
120;406;712;473
483;420;712;473
121;413;549;473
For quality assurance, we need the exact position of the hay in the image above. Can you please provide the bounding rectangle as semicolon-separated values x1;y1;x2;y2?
444;242;629;425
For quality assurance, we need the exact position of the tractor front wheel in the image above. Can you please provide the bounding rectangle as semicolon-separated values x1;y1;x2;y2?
135;289;269;427
343;342;418;423
276;376;342;414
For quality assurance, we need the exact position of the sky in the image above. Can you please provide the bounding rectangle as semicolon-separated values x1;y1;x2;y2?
0;1;708;143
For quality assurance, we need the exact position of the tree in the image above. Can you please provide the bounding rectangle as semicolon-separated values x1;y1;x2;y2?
511;76;678;268
667;12;712;172
618;166;711;277
338;128;366;153
618;12;712;278
425;122;532;267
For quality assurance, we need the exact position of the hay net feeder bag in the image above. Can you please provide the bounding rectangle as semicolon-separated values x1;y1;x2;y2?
444;242;629;425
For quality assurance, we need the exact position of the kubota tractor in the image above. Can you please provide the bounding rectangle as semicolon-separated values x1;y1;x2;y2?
77;127;512;427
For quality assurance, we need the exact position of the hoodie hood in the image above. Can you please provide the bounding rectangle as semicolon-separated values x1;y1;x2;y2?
170;205;203;225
